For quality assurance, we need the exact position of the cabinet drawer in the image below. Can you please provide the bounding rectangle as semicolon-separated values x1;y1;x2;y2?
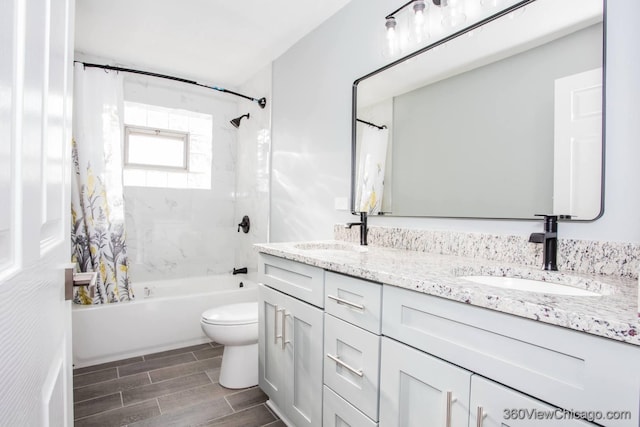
324;314;380;421
324;271;382;334
323;386;377;427
258;253;324;307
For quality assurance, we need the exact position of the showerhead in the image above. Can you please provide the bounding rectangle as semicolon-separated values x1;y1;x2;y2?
230;113;250;128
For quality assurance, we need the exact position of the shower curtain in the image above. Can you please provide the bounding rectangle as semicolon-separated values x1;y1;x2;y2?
71;63;133;304
355;124;390;214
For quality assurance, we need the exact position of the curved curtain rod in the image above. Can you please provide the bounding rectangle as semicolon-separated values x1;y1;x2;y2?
356;118;387;130
74;61;267;109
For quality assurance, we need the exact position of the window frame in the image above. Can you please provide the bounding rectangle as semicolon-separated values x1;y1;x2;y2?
123;125;190;172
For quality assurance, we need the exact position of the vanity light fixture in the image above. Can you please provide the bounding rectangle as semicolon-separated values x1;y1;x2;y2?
384;0;468;57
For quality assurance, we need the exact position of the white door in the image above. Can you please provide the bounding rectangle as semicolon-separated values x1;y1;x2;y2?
258;284;286;409
553;68;603;219
379;337;471;427
0;0;75;425
282;291;324;427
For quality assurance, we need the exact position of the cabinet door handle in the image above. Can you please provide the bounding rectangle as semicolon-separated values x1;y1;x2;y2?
326;353;363;377
476;406;485;427
281;311;290;349
327;294;364;311
274;305;283;345
445;391;456;427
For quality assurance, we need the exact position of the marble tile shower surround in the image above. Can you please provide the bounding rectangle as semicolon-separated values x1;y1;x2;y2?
334;225;640;280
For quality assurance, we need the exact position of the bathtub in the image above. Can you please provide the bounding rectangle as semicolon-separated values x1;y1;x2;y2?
72;274;258;368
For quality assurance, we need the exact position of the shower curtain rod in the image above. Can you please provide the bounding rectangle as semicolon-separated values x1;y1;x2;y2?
74;61;267;109
357;118;387;130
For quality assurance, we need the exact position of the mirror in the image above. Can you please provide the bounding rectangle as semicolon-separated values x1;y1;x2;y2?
352;0;604;220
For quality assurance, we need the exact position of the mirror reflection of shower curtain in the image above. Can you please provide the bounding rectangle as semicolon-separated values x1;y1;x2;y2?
71;63;133;304
355;125;389;214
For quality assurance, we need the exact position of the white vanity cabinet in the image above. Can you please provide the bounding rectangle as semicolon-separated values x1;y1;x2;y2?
382;285;639;427
323;272;382;426
258;254;325;427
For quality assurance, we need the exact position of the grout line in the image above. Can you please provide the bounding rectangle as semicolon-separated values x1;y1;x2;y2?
223;395;236;413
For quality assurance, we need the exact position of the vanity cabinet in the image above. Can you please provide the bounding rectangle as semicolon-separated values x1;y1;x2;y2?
258;255;324;427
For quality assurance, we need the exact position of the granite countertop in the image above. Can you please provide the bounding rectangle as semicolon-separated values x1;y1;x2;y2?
255;240;639;346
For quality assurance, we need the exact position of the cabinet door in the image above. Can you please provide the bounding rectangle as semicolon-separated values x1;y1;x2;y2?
258;284;286;409
470;375;596;427
283;291;324;427
379;337;471;427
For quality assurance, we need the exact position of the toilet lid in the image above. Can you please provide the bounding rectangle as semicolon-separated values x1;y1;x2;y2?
201;302;258;325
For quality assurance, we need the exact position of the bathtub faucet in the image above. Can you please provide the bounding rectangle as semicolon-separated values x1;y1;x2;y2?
232;267;248;275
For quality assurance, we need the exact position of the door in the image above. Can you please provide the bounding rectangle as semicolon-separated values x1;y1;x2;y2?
379;337;471;427
259;284;286;409
282;291;324;427
0;0;75;425
553;68;603;219
470;375;596;427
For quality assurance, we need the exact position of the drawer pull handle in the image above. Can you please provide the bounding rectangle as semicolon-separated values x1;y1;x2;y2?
326;353;363;377
282;311;290;349
327;294;364;311
476;406;485;427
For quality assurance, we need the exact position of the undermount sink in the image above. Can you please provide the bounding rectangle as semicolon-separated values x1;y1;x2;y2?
293;242;368;253
460;275;602;296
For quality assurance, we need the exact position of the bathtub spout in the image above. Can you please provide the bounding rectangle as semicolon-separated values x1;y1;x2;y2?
232;267;248;275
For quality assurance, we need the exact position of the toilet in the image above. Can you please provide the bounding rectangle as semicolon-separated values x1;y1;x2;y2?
200;302;259;389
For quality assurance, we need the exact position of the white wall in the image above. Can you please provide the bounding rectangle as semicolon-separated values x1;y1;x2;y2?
234;64;272;271
270;0;640;244
122;74;241;281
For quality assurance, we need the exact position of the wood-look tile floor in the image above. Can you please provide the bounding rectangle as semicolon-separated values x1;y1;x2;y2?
73;342;284;427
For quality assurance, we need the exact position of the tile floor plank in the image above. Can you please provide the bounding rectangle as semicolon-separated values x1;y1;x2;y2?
73;392;122;419
194;346;224;360
73;356;144;376
122;372;212;406
143;343;214;361
225;386;269;412
74;372;151;403
73;367;118;389
157;383;229;413
118;352;197;377
204;404;276;427
149;357;222;383
128;397;233;427
74;399;160;427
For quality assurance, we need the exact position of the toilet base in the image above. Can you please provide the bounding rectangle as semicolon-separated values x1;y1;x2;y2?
219;342;258;389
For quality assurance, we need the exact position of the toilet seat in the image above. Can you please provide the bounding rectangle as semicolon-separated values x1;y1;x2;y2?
201;302;258;326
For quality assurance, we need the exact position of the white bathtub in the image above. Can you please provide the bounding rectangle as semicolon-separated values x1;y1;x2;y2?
72;274;258;368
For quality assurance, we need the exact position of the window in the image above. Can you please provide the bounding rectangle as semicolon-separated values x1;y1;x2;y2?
123;102;213;189
124;126;189;170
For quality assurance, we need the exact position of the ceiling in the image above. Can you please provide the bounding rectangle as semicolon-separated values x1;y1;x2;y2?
74;0;352;88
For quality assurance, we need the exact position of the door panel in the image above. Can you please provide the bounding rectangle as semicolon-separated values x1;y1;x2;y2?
379;337;471;427
259;283;285;407
0;0;74;424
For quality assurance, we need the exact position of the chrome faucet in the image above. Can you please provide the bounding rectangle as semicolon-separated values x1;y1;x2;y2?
345;212;368;246
529;214;561;271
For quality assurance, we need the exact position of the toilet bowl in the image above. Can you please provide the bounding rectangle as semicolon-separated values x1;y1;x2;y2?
200;301;259;389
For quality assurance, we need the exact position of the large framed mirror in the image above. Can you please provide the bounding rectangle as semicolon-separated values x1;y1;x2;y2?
351;0;604;220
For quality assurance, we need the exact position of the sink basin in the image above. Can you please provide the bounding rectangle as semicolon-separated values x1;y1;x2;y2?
293;242;368;253
460;275;602;296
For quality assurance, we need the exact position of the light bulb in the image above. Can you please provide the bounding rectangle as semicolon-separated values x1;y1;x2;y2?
440;0;466;28
410;1;429;44
384;17;399;57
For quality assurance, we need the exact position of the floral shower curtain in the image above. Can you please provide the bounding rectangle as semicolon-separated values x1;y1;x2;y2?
71;63;133;304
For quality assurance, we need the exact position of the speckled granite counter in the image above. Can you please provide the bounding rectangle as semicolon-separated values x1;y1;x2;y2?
255;241;639;346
